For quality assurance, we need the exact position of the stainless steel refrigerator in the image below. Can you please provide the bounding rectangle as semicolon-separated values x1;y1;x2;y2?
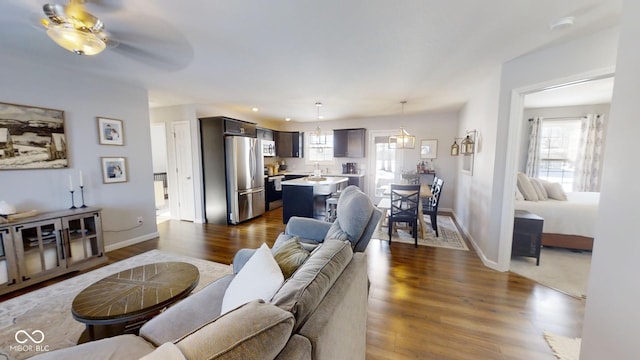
225;136;265;224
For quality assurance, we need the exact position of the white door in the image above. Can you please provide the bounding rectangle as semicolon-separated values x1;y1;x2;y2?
173;122;195;221
367;130;405;204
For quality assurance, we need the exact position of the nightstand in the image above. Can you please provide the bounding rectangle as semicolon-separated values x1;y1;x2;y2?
512;210;544;265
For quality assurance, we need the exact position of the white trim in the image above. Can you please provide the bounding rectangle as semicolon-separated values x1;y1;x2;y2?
105;232;160;252
497;66;616;271
452;211;503;271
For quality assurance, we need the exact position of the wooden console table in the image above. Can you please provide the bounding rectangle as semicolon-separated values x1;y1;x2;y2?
0;207;106;295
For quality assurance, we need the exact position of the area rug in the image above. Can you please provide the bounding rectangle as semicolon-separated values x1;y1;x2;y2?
0;250;232;360
510;247;591;299
544;331;581;360
373;215;469;251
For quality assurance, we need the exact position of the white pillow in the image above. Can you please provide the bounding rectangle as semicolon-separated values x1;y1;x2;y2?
530;178;548;200
140;343;186;360
517;172;538;201
544;182;568;201
515;186;525;201
221;243;284;315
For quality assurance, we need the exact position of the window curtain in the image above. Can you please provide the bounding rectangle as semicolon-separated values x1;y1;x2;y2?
574;114;606;192
525;117;542;177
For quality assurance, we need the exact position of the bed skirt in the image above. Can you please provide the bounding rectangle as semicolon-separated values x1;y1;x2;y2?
542;233;593;251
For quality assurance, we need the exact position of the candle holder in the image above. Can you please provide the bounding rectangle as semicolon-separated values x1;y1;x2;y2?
69;190;77;209
80;186;87;208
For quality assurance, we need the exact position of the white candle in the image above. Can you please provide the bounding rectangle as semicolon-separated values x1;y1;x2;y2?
69;175;73;191
79;171;83;187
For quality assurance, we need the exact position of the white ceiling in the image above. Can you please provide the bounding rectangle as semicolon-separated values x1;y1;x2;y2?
0;0;622;122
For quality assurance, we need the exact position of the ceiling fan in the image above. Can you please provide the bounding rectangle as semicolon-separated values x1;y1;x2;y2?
40;0;112;55
35;0;194;70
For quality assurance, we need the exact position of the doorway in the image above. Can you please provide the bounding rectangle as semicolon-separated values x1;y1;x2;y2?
150;124;170;223
502;72;614;296
367;130;406;204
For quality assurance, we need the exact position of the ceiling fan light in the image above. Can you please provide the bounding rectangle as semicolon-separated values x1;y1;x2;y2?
46;25;106;55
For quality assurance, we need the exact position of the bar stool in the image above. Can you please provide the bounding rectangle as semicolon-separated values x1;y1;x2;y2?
325;196;338;222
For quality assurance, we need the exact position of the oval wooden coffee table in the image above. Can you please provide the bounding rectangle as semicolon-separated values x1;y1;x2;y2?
72;262;199;343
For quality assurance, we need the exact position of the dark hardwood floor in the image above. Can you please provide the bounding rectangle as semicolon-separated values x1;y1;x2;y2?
1;208;584;359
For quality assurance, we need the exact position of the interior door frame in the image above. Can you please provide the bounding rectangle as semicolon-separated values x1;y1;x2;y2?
367;129;405;203
497;67;615;271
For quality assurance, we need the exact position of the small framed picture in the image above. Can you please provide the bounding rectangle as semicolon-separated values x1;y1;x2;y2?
97;117;124;146
101;157;128;183
420;139;438;159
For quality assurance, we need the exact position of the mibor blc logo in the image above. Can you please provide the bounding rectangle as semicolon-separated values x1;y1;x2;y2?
9;329;49;353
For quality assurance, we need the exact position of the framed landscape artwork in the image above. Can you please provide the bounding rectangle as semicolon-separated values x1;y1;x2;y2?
97;117;124;146
101;157;128;183
0;102;68;170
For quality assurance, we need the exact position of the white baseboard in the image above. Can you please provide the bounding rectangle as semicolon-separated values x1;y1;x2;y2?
105;232;159;252
450;211;503;272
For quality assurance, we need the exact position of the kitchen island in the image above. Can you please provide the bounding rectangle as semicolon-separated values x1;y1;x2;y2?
281;176;348;223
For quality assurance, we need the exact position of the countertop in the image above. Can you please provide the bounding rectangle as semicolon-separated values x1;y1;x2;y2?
277;171;364;177
281;176;349;186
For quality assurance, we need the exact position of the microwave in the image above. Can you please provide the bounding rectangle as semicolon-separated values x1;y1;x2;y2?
262;140;276;157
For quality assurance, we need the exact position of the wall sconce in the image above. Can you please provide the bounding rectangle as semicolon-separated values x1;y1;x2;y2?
450;130;478;156
450;140;460;156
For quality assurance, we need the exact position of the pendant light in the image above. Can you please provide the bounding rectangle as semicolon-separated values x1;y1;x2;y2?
388;101;416;149
311;102;326;145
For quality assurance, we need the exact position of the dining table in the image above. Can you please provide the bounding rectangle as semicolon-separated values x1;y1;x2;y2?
377;183;433;239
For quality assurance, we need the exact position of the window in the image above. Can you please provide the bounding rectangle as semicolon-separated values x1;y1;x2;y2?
537;119;582;191
307;133;334;163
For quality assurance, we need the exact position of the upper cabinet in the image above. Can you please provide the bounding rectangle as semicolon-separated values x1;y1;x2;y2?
276;131;304;158
256;127;275;141
223;117;257;137
333;128;366;158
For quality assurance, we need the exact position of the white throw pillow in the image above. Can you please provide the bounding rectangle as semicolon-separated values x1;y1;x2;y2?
221;243;284;315
544;182;568;201
140;343;186;360
517;172;539;201
515;186;525;201
530;178;548;200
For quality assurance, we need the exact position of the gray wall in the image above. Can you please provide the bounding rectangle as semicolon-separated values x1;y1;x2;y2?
581;1;640;357
0;53;157;250
456;26;619;270
279;111;460;210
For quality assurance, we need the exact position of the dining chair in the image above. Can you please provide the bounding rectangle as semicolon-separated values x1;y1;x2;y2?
388;184;421;247
423;178;444;237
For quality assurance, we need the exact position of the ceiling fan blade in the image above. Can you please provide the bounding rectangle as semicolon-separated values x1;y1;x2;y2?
105;15;195;71
109;40;194;72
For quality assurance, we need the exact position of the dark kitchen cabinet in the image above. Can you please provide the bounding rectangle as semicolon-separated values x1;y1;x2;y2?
257;127;274;141
333;128;365;158
223;117;257;137
276;131;304;158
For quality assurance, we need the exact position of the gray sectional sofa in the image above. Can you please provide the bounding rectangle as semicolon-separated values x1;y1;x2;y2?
33;185;379;360
33;240;368;360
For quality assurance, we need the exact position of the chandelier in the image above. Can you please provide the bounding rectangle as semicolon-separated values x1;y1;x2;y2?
388;101;416;149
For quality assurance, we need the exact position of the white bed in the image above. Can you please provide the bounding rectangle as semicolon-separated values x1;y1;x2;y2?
514;192;600;250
